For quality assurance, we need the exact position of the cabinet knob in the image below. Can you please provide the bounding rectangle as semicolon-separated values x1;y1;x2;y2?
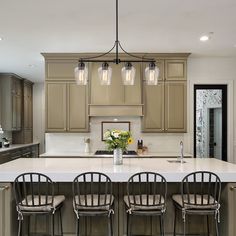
0;185;10;191
230;186;236;191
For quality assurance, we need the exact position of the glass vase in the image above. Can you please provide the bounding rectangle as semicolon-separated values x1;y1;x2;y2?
113;148;123;165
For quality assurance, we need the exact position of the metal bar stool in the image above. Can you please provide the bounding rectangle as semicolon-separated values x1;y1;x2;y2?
172;171;221;236
13;172;65;236
124;172;167;236
72;172;114;236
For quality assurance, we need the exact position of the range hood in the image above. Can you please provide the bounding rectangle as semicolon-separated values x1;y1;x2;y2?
89;104;143;117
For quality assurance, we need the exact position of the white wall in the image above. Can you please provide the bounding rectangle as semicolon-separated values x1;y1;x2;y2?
33;57;236;161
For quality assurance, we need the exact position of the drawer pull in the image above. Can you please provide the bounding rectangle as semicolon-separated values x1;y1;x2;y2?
230;186;236;191
0;186;10;191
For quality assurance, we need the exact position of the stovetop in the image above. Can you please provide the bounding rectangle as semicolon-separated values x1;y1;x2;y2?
95;150;137;155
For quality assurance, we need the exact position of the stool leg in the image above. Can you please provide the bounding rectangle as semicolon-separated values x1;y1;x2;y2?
183;215;186;236
17;219;22;236
207;215;210;236
76;218;80;236
159;215;163;236
161;214;165;236
215;216;219;236
109;214;113;236
126;213;129;236
59;208;63;236
51;214;55;236
173;207;177;236
27;215;30;236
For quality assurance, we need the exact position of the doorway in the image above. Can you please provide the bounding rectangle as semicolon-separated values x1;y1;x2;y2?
194;85;227;161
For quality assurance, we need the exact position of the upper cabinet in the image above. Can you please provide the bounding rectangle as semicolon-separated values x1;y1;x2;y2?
0;74;22;131
165;59;187;81
142;55;189;133
13;79;34;144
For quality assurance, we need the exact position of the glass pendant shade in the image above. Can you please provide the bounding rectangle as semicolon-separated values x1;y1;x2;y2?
121;62;135;85
74;62;88;85
98;62;112;85
145;62;159;85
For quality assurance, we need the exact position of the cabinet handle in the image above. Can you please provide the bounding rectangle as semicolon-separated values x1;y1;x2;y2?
230;186;236;191
0;186;10;191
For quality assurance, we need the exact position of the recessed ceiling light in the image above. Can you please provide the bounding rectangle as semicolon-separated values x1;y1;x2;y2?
0;37;3;41
200;32;214;42
200;35;209;42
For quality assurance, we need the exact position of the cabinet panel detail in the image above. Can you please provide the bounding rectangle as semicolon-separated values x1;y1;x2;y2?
165;59;186;81
46;61;78;79
165;82;187;132
46;83;67;131
67;83;88;131
142;83;164;132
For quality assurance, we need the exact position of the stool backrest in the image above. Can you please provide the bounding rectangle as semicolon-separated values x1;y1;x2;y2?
72;172;113;208
127;172;167;208
181;171;221;208
13;172;54;208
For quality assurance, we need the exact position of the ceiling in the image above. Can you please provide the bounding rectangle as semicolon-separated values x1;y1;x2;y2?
0;0;236;82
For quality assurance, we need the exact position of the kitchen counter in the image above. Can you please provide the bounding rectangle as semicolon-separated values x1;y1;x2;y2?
40;151;193;158
0;157;235;182
0;142;39;153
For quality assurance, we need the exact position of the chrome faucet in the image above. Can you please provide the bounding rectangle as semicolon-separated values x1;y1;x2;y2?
180;141;184;163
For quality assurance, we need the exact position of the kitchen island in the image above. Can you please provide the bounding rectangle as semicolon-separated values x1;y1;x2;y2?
0;157;235;236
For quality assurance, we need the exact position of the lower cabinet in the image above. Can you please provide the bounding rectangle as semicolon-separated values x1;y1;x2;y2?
142;81;187;133
46;82;88;132
0;144;39;164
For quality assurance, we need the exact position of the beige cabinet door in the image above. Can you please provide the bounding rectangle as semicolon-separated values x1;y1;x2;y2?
90;63;124;105
165;81;187;132
0;184;13;236
142;82;165;132
67;83;88;132
46;83;67;132
23;83;33;130
165;59;187;81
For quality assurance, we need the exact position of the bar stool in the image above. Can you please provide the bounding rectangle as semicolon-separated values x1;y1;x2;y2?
172;171;221;236
124;172;167;236
72;172;114;236
13;172;65;236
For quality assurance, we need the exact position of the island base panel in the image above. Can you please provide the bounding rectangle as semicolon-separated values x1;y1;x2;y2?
2;182;233;236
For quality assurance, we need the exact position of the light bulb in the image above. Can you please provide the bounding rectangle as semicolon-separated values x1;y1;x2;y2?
145;62;159;85
74;62;88;85
98;62;112;85
121;62;135;85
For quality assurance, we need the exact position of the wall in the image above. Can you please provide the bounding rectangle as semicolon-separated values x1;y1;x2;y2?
33;83;45;153
33;57;236;161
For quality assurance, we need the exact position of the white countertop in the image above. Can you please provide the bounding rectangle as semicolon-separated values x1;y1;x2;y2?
0;157;236;182
40;152;192;158
0;142;39;153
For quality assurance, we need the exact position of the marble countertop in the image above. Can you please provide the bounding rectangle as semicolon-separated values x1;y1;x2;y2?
0;142;39;153
0;157;236;182
40;152;193;158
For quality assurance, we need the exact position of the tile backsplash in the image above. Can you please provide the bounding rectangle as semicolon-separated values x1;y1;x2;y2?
45;117;190;154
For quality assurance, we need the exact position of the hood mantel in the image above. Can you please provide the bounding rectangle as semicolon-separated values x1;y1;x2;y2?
89;104;143;117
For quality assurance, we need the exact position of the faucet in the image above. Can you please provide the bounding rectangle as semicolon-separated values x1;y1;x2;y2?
180;141;184;163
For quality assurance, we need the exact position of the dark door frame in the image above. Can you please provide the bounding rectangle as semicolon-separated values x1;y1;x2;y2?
194;85;227;161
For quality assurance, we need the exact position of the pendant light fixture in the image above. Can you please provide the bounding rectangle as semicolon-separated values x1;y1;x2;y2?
74;0;159;86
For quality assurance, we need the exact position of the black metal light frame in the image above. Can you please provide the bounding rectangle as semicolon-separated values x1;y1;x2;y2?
77;0;155;65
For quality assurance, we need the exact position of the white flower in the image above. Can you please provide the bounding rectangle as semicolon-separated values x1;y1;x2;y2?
113;132;119;138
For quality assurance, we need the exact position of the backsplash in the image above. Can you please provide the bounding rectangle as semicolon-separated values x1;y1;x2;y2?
45;117;189;154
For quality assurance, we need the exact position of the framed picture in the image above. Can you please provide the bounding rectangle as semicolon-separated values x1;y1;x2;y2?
101;121;131;141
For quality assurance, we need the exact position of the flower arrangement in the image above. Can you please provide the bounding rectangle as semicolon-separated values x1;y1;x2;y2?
104;129;133;151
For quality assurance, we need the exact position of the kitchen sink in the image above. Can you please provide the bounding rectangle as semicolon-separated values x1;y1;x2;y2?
167;160;187;163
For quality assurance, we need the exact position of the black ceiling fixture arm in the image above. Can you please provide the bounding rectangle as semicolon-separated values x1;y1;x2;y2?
78;0;155;64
